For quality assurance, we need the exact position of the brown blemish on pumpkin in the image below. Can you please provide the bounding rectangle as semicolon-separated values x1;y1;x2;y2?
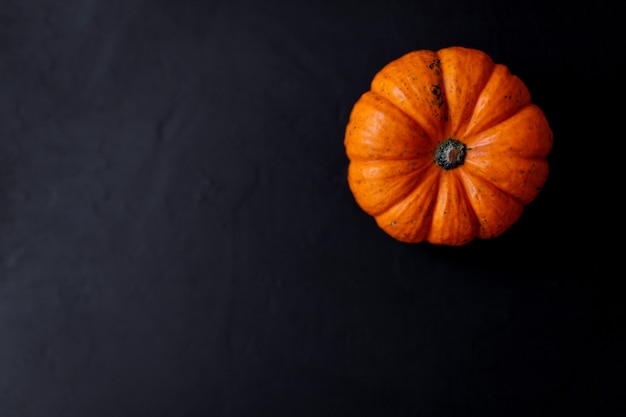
430;84;444;107
428;59;441;75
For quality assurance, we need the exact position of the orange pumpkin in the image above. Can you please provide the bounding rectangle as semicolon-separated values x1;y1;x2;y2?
344;46;553;246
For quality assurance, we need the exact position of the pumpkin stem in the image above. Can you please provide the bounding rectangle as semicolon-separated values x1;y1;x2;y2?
435;138;466;170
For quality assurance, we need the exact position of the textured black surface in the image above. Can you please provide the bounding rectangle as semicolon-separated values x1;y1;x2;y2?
0;0;624;416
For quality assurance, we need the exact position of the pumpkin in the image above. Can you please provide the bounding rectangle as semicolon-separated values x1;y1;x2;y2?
344;46;553;246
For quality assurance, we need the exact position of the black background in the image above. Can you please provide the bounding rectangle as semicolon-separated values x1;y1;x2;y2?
1;0;624;416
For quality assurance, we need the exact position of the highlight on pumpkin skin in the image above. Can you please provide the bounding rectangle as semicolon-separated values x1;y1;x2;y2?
459;64;532;138
456;169;525;240
374;171;441;243
344;91;435;161
462;105;552;205
463;105;552;159
426;171;480;245
370;49;448;143
348;158;435;216
436;47;495;139
344;46;553;245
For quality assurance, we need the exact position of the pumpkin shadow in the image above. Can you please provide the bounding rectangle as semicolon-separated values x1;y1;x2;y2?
420;198;562;280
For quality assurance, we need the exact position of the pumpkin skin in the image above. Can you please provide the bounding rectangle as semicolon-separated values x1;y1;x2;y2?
344;46;553;246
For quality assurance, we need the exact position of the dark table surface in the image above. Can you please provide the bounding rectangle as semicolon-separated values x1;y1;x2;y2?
1;0;623;416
